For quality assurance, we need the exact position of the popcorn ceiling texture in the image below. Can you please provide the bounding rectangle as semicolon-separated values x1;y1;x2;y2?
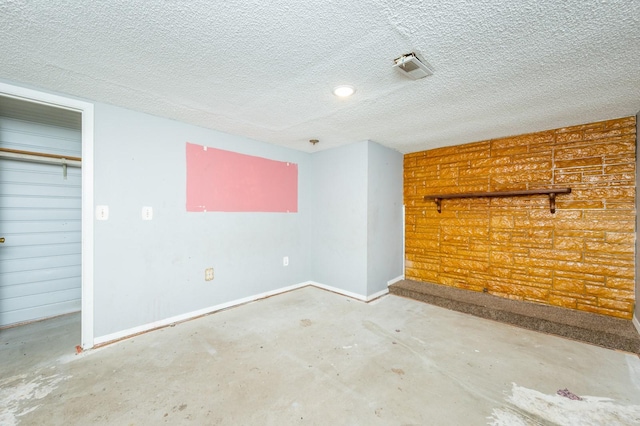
0;1;639;153
404;117;636;319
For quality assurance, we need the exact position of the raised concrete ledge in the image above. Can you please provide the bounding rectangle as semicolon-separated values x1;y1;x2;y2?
389;279;640;354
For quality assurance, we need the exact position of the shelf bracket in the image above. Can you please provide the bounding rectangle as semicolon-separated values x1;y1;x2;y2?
435;198;442;213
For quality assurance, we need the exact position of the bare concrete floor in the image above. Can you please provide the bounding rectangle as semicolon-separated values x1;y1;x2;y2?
1;286;640;425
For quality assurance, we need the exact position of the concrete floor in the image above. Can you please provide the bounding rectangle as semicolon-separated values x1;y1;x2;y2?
1;286;640;425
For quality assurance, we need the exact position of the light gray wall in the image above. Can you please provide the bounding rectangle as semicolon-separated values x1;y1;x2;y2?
93;103;312;336
366;141;404;295
1;78;406;340
310;141;369;295
309;140;404;297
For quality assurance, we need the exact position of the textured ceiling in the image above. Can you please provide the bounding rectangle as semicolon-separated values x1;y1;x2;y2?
0;0;639;153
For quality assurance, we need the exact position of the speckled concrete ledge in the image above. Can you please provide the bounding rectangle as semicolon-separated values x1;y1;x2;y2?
389;279;640;355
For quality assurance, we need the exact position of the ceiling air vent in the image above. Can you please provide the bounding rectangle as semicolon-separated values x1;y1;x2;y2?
393;53;433;80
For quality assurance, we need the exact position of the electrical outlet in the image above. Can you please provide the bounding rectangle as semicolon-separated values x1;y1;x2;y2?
205;268;214;281
283;256;289;266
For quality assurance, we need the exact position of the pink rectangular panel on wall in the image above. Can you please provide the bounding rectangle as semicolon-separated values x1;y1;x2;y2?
186;142;298;212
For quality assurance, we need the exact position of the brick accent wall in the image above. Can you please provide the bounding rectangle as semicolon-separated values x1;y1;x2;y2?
404;117;636;319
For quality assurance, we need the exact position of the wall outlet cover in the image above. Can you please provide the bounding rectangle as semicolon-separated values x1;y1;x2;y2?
205;268;214;281
142;206;153;220
96;205;109;220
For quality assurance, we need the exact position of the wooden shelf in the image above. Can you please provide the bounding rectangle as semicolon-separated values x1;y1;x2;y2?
424;188;572;214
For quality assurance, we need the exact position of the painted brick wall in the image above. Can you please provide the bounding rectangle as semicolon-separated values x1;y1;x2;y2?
404;117;636;319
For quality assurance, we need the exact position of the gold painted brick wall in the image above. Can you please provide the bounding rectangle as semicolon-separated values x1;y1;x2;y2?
404;117;636;319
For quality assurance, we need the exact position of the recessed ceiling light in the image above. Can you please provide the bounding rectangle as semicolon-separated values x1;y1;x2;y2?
333;85;355;97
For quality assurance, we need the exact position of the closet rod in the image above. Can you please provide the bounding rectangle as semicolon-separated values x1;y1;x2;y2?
0;147;81;167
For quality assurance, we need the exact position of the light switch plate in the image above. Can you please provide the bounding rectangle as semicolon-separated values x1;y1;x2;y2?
96;205;109;221
142;206;153;220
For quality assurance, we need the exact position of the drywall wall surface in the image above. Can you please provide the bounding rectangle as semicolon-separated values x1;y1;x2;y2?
366;141;404;295
310;141;368;296
92;102;312;337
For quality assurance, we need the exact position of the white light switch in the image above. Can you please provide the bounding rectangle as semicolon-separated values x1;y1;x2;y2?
96;205;109;221
142;206;153;220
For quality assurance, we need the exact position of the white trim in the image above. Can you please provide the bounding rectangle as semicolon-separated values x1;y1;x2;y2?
94;281;308;346
309;281;387;302
402;204;406;276
308;281;369;301
81;104;95;349
367;287;389;301
93;281;391;346
0;82;95;350
633;315;640;335
305;282;388;301
387;275;404;286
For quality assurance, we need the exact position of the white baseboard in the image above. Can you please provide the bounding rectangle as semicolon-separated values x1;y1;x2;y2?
367;287;389;301
93;280;393;348
93;281;308;346
308;281;388;302
633;315;640;335
307;281;369;301
387;275;404;286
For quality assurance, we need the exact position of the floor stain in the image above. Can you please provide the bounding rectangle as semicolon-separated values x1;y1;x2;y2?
0;372;68;426
489;383;640;425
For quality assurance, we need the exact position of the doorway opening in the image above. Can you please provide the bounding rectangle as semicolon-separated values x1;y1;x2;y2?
0;83;94;349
